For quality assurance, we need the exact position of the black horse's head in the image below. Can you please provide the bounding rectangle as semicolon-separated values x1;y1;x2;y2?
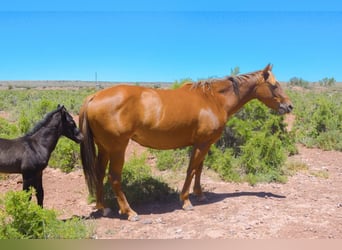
57;105;84;143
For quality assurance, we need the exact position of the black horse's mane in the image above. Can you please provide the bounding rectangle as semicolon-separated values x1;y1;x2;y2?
25;107;62;136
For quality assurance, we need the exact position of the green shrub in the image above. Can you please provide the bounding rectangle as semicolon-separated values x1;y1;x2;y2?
318;77;336;87
49;137;81;173
0;190;93;239
205;146;240;182
0;117;20;139
288;77;310;88
151;148;189;171
18;99;57;134
206;100;295;184
103;153;176;210
240;131;287;183
290;90;342;151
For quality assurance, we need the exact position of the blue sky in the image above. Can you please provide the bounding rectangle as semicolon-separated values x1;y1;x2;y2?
0;1;342;82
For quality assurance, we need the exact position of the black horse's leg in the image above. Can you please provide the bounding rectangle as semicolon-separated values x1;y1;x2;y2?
34;171;44;207
22;172;35;201
22;171;44;207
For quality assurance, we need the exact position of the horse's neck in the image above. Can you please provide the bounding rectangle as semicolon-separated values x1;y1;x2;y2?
30;118;62;152
221;77;258;118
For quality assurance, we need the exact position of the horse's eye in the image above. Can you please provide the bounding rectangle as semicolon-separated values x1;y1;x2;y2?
269;83;278;90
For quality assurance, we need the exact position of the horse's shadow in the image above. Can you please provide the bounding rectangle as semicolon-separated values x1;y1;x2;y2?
82;190;286;220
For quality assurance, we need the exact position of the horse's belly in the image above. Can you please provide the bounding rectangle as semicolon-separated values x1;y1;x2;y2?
131;130;193;150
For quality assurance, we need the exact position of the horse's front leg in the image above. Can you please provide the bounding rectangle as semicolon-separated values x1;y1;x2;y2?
22;172;39;205
180;144;210;210
33;170;44;207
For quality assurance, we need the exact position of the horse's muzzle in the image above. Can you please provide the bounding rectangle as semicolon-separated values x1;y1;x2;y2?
74;130;84;143
279;103;293;115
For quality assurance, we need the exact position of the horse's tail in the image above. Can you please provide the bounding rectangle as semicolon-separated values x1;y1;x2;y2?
79;95;97;197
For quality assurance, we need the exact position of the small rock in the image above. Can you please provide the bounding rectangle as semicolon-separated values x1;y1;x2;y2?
142;219;153;225
155;217;165;224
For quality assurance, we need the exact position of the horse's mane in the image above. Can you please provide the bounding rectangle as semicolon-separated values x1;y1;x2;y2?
25;107;62;136
189;70;261;96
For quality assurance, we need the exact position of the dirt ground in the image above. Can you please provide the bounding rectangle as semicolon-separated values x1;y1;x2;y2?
0;142;341;239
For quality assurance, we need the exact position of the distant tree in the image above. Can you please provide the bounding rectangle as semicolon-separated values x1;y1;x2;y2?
230;66;240;76
288;77;310;88
318;77;336;87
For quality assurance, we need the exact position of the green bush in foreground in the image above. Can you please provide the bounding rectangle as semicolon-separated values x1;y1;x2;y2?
0;190;93;239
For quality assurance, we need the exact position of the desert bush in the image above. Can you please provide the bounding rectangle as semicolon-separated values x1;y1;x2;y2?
0;117;20;139
206;100;294;184
288;77;310;88
103;153;176;210
0;189;93;239
290;90;342;151
205;146;241;182
49;137;81;173
151;148;190;171
318;77;336;87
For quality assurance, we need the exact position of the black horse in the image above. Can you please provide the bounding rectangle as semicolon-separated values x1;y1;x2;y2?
0;105;83;207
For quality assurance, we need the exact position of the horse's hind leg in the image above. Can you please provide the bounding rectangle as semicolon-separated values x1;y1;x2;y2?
108;148;138;221
94;148;109;212
193;161;207;202
22;171;43;206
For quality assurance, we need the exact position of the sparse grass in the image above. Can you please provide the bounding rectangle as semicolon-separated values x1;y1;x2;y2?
309;170;329;179
283;160;309;176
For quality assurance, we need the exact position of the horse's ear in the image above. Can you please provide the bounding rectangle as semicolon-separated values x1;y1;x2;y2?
262;64;273;80
57;104;65;112
263;64;273;73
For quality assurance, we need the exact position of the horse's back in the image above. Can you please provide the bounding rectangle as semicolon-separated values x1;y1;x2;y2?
0;138;25;173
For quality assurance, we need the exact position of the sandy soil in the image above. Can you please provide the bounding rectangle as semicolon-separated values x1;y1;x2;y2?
0;142;341;239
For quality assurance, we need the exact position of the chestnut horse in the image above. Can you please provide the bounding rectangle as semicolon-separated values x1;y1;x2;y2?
79;64;293;221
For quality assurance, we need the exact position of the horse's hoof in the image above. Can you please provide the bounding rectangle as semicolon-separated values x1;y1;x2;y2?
128;214;140;222
182;203;194;211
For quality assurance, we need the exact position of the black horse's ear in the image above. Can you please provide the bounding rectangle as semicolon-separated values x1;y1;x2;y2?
57;104;64;109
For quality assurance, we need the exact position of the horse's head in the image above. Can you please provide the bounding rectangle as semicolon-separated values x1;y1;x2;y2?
255;64;293;114
58;105;84;143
